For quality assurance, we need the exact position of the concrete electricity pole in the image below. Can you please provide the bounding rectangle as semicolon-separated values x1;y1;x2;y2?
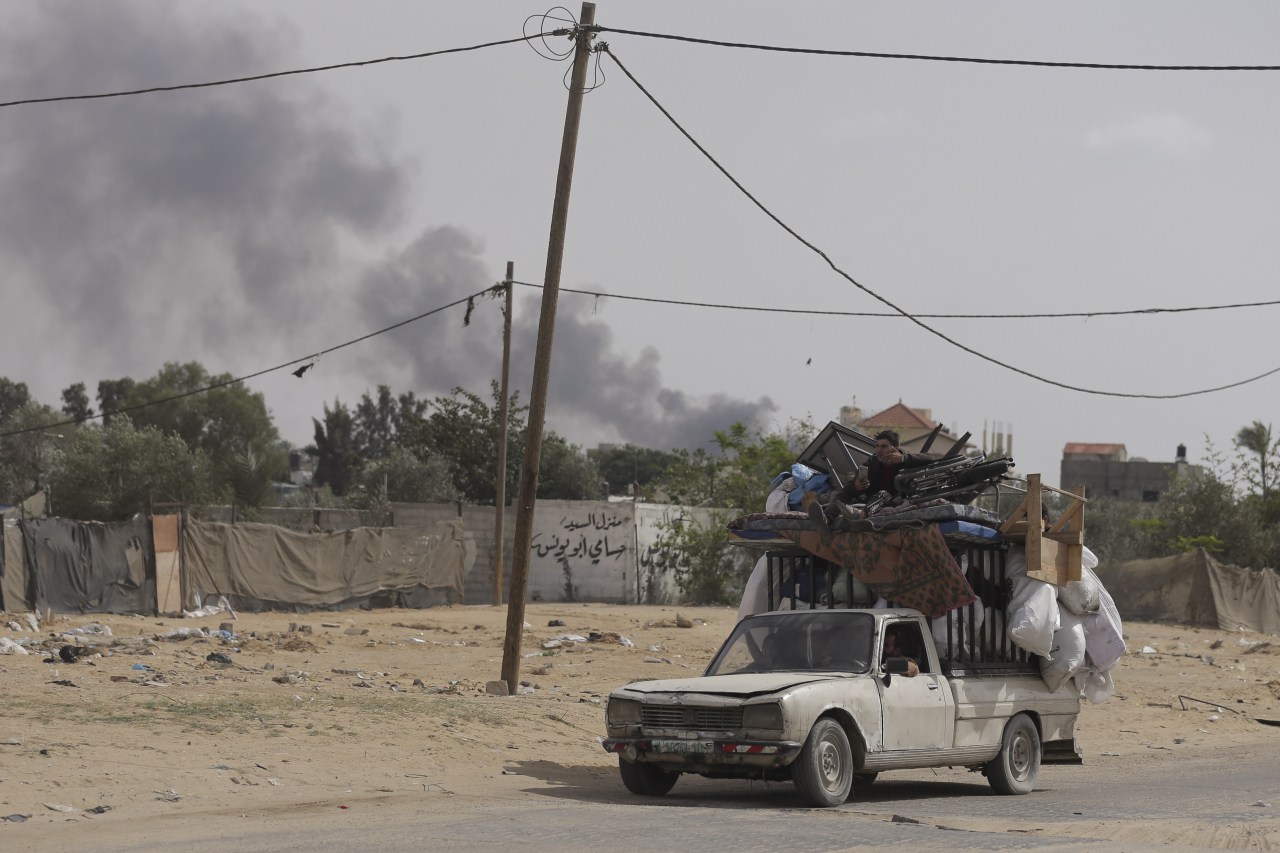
500;3;596;693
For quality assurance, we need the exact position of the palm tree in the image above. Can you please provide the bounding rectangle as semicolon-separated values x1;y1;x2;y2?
1235;421;1274;501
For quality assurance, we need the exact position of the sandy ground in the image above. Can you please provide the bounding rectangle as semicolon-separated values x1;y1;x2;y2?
2;604;1280;850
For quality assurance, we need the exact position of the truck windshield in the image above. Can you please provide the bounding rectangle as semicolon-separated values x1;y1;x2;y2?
706;612;875;676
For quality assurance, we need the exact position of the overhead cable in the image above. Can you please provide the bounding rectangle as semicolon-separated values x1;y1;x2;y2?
0;34;556;109
0;286;499;438
602;46;1280;399
593;26;1280;71
512;281;1280;320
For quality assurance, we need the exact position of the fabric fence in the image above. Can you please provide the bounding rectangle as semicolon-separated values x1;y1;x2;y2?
18;516;154;614
182;518;468;610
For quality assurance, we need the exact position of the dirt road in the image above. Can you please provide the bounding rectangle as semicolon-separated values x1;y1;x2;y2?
2;603;1279;850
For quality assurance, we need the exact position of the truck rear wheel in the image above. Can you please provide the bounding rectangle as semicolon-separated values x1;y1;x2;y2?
618;757;679;796
986;713;1041;795
793;718;854;807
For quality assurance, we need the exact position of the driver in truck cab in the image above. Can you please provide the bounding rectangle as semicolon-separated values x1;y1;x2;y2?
837;429;938;504
882;628;920;677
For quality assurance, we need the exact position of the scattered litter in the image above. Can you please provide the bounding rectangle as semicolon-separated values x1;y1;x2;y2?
675;613;694;628
547;620;566;627
3;738;20;745
550;634;588;643
321;623;341;628
343;627;369;636
1100;751;1120;756
59;623;112;637
1198;728;1211;733
1174;738;1187;744
1238;638;1262;648
502;770;520;775
47;679;79;687
1252;801;1271;807
891;815;924;824
1208;715;1221;722
404;637;426;643
43;803;77;813
1141;646;1157;654
182;603;224;618
0;638;29;655
209;764;231;770
1178;695;1244;714
132;663;150;671
86;805;112;814
267;778;280;786
159;627;207;639
4;814;30;823
141;681;171;688
206;652;233;664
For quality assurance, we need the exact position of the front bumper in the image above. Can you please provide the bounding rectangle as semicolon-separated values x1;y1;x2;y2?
602;737;802;766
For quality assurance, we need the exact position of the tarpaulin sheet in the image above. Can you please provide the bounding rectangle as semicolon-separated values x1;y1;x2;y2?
1;519;29;611
1092;549;1217;627
19;516;154;614
182;518;468;609
1094;547;1280;634
780;525;976;618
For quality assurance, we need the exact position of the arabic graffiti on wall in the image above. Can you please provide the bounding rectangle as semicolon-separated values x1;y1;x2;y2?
526;501;635;603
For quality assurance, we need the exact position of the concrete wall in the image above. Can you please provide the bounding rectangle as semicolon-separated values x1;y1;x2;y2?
198;500;750;605
1060;459;1189;502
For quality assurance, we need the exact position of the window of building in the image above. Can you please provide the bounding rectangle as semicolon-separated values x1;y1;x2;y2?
1143;490;1160;502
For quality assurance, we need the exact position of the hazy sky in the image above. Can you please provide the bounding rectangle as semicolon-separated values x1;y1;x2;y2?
2;1;1278;485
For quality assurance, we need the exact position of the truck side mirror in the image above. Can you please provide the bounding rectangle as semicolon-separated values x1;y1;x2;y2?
885;656;912;674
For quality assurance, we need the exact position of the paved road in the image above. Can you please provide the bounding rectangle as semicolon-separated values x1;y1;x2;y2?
40;743;1280;853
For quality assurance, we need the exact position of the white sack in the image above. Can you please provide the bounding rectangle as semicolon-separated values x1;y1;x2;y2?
737;556;770;622
765;488;789;514
1004;546;1061;659
0;637;29;655
1073;666;1115;704
1039;610;1087;692
1082;576;1126;671
1057;546;1104;616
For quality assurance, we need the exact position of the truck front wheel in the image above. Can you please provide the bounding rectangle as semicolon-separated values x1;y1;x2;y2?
986;713;1041;795
618;757;679;796
793;719;854;807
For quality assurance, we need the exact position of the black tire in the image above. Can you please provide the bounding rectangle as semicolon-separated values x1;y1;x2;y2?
793;718;854;807
851;772;878;787
618;757;679;796
986;713;1041;795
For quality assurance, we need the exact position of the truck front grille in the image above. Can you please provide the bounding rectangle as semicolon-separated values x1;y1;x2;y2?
641;705;743;730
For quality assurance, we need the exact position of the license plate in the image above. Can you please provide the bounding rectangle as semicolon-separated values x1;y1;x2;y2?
648;740;714;755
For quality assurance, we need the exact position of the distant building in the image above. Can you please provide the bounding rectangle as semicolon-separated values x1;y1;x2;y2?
854;400;973;457
1060;442;1195;501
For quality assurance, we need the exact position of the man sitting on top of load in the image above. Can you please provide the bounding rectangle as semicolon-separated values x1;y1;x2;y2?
837;429;937;506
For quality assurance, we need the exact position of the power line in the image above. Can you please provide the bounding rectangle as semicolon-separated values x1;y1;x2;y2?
0;286;499;439
512;280;1280;320
0;34;557;109
602;46;1280;400
594;26;1280;71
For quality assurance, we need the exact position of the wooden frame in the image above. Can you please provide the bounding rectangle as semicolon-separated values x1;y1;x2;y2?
997;474;1086;587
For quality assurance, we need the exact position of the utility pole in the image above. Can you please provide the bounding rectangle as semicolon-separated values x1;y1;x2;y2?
493;261;514;606
500;2;596;693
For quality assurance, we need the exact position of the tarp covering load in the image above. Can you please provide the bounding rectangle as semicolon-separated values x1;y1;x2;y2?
776;526;976;618
18;516;154;613
182;518;469;611
1095;547;1280;635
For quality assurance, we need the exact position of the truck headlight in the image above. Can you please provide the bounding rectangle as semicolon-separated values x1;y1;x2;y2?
743;703;783;730
607;698;641;725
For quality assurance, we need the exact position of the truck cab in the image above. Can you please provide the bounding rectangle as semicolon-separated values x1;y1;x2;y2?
604;606;1081;808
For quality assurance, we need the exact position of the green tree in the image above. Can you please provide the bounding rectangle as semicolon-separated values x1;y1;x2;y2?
665;418;814;512
310;399;361;497
49;419;214;522
61;382;94;423
354;385;428;459
536;434;603;501
122;362;278;461
1235;421;1275;502
590;444;678;497
347;446;460;524
96;377;135;426
400;383;528;505
656;509;744;605
0;377;31;424
0;400;66;505
222;448;274;521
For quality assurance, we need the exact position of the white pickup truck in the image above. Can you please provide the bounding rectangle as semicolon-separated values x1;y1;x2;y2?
603;607;1082;807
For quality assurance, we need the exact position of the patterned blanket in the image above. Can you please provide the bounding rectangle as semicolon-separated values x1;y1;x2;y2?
779;525;977;618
